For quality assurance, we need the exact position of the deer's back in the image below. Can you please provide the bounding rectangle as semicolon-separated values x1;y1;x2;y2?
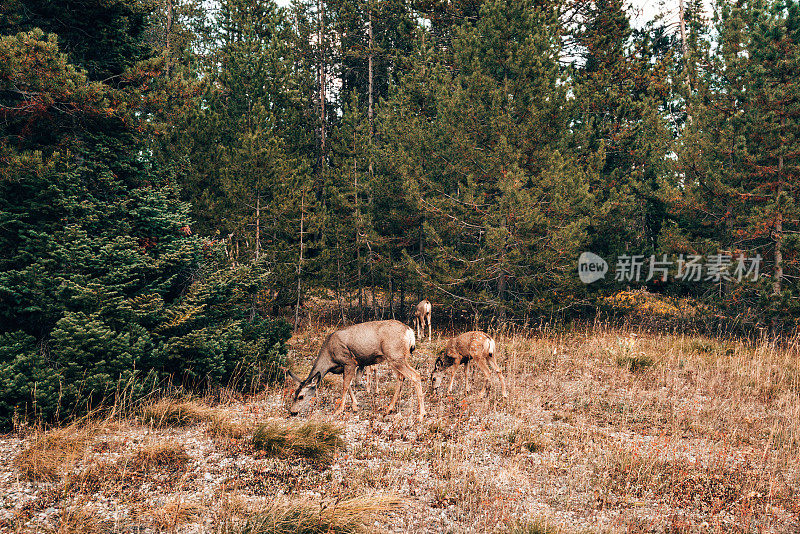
330;320;413;360
448;331;492;359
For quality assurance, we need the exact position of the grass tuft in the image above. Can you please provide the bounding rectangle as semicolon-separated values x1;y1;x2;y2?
506;519;561;534
615;353;654;372
152;498;204;531
140;398;211;428
132;440;190;470
56;502;113;534
226;494;404;534
141;397;251;440
208;412;252;439
501;427;545;453
13;422;100;481
252;420;345;464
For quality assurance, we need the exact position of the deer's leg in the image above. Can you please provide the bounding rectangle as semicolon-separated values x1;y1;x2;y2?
364;366;377;395
474;358;493;398
427;314;432;341
335;365;358;417
364;366;372;395
348;382;359;411
394;360;426;420
387;369;404;414
446;365;458;394
464;360;472;393
488;355;508;398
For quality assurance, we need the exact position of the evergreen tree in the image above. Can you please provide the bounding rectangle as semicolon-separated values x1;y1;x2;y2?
677;0;800;326
384;0;593;324
569;0;676;266
0;2;289;429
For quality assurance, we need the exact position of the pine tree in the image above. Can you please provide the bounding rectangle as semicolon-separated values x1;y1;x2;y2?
0;2;290;429
678;0;800;327
566;0;677;307
383;0;594;323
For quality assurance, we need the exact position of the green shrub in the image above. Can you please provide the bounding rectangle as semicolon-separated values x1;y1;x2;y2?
506;519;560;534
0;161;288;430
0;30;291;430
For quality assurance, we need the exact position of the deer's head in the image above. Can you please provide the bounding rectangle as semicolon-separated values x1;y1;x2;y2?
430;354;454;390
287;370;321;415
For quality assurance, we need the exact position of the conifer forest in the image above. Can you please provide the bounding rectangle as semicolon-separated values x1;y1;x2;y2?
3;1;800;532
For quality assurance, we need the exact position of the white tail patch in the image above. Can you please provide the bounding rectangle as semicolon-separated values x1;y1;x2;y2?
405;328;416;350
487;337;495;356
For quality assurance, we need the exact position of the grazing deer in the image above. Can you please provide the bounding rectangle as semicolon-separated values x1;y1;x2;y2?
413;299;432;341
430;331;508;398
287;320;426;420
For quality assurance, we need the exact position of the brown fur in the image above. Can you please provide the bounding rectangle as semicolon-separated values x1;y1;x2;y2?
413;299;432;341
431;331;508;398
288;320;426;421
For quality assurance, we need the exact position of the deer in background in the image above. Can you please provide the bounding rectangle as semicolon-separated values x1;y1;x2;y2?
430;331;508;398
286;320;426;421
414;299;432;341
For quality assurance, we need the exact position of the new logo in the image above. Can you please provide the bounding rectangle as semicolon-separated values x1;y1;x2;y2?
578;252;608;284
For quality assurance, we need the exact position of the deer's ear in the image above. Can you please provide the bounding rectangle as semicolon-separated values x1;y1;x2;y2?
284;367;302;383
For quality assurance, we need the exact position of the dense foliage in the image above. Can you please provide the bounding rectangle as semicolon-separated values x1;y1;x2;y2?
170;0;800;331
0;1;289;429
3;0;800;425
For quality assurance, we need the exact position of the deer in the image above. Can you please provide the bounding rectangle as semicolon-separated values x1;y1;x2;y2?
430;331;508;398
286;320;426;421
413;299;432;341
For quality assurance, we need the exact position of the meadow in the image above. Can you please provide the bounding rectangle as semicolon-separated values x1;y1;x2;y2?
2;323;799;533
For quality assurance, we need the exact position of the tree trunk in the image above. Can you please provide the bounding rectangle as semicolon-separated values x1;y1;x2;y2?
355;149;363;321
254;195;260;261
318;0;326;163
497;270;507;323
336;237;346;324
368;0;374;181
679;0;692;124
774;151;784;297
165;0;173;77
389;274;395;319
400;279;406;322
294;190;305;332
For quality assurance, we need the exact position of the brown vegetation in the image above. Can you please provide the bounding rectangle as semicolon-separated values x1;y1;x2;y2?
2;326;799;532
13;421;101;481
252;420;345;464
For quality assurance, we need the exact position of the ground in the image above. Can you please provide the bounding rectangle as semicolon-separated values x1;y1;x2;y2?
1;326;799;533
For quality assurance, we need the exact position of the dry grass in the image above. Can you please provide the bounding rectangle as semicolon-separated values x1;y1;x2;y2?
141;397;252;439
65;458;128;494
5;324;800;533
221;494;405;534
132;440;190;470
55;502;112;534
141;398;214;428
207;411;252;439
13;421;100;481
151;498;204;531
498;425;546;454
252;420;345;464
506;519;562;534
600;443;798;521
